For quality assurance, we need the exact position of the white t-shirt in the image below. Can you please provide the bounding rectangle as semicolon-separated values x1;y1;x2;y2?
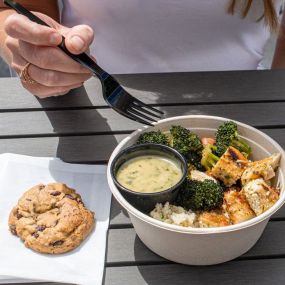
61;0;282;74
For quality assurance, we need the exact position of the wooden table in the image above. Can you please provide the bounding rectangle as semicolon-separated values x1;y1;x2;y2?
1;70;285;285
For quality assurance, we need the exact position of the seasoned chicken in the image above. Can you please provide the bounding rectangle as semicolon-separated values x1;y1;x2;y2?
190;170;217;182
211;146;249;186
242;178;279;216
197;211;231;228
224;190;255;224
241;153;281;186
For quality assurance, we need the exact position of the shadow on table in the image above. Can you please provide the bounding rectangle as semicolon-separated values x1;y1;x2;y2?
35;85;119;163
133;234;267;285
136;261;227;285
134;235;165;262
110;196;129;222
135;259;269;285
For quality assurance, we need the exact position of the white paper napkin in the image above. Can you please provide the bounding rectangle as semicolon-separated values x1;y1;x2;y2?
0;276;39;283
0;154;112;285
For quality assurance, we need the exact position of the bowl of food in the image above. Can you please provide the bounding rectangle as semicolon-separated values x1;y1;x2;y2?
107;115;285;265
111;143;188;213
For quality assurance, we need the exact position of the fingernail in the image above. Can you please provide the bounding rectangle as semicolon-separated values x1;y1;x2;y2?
70;36;85;51
50;33;61;44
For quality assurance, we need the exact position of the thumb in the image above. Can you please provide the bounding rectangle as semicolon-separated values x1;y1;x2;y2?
62;25;94;54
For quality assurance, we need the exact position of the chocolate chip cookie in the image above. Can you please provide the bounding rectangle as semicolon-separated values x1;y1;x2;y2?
9;183;95;254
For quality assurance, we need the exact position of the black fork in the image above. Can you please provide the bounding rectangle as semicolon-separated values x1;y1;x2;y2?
5;0;164;126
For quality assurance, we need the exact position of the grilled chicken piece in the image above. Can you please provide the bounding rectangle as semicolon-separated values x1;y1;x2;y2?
224;190;255;224
211;147;249;186
242;178;279;216
190;170;217;182
201;137;216;146
197;211;231;228
241;153;281;186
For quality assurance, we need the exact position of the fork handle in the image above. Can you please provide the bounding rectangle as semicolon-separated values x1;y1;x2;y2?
4;0;109;80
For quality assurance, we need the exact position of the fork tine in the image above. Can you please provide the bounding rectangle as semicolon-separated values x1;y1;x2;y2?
130;103;162;119
128;106;159;122
132;99;164;115
125;109;154;126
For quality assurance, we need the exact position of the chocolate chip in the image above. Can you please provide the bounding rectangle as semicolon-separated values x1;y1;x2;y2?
16;210;23;219
36;225;46;232
16;213;23;219
32;232;39;238
10;225;17;235
26;198;32;201
50;191;61;196
50;240;64;247
64;194;76;200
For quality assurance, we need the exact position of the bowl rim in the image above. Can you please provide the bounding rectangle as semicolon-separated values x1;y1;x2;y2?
110;143;188;196
107;115;285;234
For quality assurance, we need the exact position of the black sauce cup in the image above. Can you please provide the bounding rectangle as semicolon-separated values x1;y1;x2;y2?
110;143;188;213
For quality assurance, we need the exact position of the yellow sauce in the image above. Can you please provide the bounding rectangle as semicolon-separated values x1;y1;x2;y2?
116;155;183;193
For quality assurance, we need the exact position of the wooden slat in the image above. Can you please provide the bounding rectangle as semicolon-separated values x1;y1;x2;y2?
107;221;285;264
0;135;126;163
107;228;164;264
116;70;285;105
104;259;285;285
262;129;285;148
1;70;285;110
0;103;285;137
0;78;105;109
0;108;141;136
271;206;285;219
110;197;130;226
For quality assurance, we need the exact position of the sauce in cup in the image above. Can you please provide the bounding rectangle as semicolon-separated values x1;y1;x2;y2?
116;155;183;193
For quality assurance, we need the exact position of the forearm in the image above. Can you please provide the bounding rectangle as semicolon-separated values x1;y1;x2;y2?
272;13;285;69
0;0;59;63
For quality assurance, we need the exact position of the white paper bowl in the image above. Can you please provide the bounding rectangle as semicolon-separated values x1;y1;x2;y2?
107;115;285;265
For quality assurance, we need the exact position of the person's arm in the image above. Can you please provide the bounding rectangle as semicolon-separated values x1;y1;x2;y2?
0;0;59;61
272;12;285;69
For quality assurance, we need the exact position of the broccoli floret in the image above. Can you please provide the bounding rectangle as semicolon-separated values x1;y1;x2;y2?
187;151;204;171
170;125;204;170
215;121;251;157
201;144;219;170
136;130;169;145
176;179;224;211
170;125;203;156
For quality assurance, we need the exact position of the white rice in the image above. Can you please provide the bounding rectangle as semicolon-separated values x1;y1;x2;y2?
150;202;196;227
